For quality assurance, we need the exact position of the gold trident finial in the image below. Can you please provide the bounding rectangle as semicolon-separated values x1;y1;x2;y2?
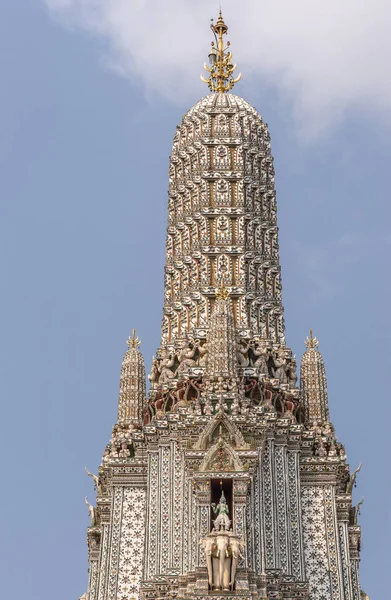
201;11;242;93
305;329;319;349
126;329;141;349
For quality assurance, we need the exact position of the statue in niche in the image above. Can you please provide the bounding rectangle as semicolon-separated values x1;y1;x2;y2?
176;340;198;376
288;355;298;388
119;441;131;458
212;490;231;531
173;379;188;408
316;436;327;457
148;357;160;385
237;340;251;367
158;349;176;384
110;444;119;458
284;396;297;422
152;389;165;418
200;491;245;591
197;341;208;367
328;437;337;457
272;348;289;384
211;491;231;531
251;339;270;374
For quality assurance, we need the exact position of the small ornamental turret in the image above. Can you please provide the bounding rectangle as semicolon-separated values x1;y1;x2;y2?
300;330;330;424
204;283;238;382
117;329;146;428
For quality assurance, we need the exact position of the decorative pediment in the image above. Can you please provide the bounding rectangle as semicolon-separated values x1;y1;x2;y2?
199;438;244;472
193;410;248;450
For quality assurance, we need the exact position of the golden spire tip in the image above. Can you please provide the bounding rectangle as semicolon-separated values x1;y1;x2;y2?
127;329;141;349
305;329;319;349
201;10;242;93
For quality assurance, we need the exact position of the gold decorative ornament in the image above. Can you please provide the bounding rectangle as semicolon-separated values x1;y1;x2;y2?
201;10;242;93
304;329;319;349
126;329;141;349
216;281;230;301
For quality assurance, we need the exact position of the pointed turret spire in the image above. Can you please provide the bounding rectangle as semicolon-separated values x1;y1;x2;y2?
117;330;146;428
300;330;330;424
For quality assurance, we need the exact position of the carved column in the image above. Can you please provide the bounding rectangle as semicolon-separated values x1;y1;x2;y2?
87;528;100;600
233;479;249;566
194;479;211;591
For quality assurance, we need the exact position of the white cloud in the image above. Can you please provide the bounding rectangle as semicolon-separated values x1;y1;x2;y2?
44;0;391;137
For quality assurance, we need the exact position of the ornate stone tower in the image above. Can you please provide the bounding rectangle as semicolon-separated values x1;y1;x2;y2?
80;12;369;600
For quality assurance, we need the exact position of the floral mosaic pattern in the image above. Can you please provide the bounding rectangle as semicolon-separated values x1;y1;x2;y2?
301;486;342;600
116;488;146;600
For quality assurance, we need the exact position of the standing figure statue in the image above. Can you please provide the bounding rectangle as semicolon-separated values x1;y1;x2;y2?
85;497;96;527
272;348;289;384
251;339;269;374
237;340;251;367
211;490;231;531
148;357;160;385
176;340;198;376
288;355;298;389
158;349;176;384
198;341;208;367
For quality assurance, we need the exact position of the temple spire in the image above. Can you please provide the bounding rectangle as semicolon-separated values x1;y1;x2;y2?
117;331;146;428
300;330;330;424
201;10;242;92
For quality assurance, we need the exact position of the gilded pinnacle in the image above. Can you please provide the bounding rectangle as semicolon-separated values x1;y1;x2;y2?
200;10;242;93
127;329;141;349
305;329;319;349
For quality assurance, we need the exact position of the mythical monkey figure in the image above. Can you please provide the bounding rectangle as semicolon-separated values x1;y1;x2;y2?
176;340;198;376
237;339;251;367
158;349;176;384
272;347;289;384
251;338;269;374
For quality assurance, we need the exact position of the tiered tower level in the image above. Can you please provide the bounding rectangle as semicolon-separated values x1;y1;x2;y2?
80;13;369;600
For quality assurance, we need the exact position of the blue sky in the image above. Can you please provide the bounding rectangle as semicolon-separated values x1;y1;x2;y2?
0;1;389;598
